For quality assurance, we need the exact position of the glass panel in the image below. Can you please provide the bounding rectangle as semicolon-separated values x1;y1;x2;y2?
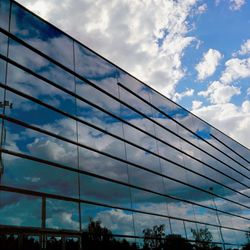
0;58;6;84
0;32;8;56
128;166;165;193
125;143;161;173
78;147;129;183
76;78;121;118
8;38;75;92
118;70;150;101
169;219;187;239
118;86;151;116
0;191;41;227
77;121;126;160
76;97;123;137
81;203;134;236
3;121;78;168
119;103;155;135
80;174;131;208
5;90;77;141
11;3;74;69
74;42;119;97
133;212;171;237
1;153;79;198
131;188;168;215
0;0;10;30
46;198;80;230
167;198;195;221
7;63;76;115
211;128;250;163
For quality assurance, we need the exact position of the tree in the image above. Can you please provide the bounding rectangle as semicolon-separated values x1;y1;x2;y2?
143;224;165;250
191;228;213;250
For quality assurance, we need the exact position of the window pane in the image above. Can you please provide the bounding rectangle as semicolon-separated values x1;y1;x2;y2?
1;153;79;198
46;198;80;230
0;191;41;227
11;3;74;69
80;174;131;208
81;203;134;236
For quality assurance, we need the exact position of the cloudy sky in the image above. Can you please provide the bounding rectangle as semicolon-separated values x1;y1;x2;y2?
16;0;250;149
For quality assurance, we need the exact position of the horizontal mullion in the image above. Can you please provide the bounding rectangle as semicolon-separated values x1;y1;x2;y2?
0;53;248;192
0;184;248;234
2;114;250;211
1;84;249;202
1;27;249;182
118;82;250;179
210;133;250;166
2;148;250;224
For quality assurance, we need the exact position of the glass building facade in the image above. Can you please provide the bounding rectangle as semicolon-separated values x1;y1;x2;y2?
0;0;250;249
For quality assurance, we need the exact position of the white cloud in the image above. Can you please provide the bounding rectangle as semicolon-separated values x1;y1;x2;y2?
192;100;203;110
247;87;250;95
229;0;246;11
193;102;250;149
195;49;222;81
196;3;207;14
173;88;194;102
220;58;250;84
16;0;203;97
198;81;240;104
237;39;250;55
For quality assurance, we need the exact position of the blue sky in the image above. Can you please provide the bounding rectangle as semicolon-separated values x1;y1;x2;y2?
17;0;250;149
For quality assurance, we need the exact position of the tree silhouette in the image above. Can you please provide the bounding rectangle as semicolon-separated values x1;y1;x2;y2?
143;224;165;249
191;228;213;250
82;217;137;250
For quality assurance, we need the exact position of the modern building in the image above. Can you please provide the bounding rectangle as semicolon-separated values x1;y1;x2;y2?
0;0;250;249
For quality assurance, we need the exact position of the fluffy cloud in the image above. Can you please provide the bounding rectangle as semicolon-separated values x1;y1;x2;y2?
16;0;203;97
195;49;222;81
173;88;194;102
192;100;203;110
229;0;246;11
198;81;240;104
220;58;250;84
237;39;250;55
193;101;250;149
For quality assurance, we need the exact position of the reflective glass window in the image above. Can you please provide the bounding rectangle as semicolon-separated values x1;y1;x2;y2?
11;3;74;69
81;203;134;236
3;121;78;168
76;98;123;137
0;58;6;84
78;147;129;183
74;42;119;97
1;153;79;198
131;188;168;216
5;90;77;142
8;39;75;92
169;219;187;239
125;143;161;173
128;166;165;193
0;191;41;227
0;0;10;30
0;32;8;56
80;174;131;208
133;213;171;237
46;198;80;230
77;121;126;160
7;63;76;115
